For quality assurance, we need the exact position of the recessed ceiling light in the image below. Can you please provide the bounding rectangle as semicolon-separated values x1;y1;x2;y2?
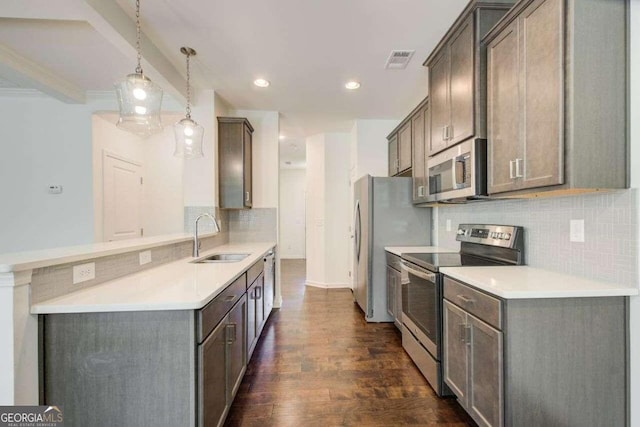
345;81;361;90
254;78;270;88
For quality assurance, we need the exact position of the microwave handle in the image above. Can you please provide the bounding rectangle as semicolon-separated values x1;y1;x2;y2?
453;154;467;189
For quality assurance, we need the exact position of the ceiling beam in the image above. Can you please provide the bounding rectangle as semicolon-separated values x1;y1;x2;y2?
0;42;85;104
81;0;188;106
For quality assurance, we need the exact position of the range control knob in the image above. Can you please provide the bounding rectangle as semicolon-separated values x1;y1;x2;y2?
457;229;466;236
504;233;512;240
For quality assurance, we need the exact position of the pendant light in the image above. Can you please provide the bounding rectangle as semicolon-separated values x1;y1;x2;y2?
173;47;204;159
114;0;163;137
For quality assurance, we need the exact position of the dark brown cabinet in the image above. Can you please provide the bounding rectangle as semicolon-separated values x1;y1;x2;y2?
485;0;628;196
387;124;412;177
247;271;265;360
424;1;514;156
218;117;254;209
388;134;399;176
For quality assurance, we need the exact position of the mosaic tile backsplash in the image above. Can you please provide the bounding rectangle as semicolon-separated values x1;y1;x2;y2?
434;190;638;287
228;208;278;243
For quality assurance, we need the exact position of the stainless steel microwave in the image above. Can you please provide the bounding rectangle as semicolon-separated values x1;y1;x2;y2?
426;139;487;203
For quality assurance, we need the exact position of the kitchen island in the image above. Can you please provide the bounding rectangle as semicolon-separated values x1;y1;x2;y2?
34;242;276;427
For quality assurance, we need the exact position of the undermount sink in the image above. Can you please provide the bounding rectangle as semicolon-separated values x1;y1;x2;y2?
192;253;250;263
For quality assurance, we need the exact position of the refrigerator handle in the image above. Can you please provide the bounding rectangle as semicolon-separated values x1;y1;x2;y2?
354;200;361;262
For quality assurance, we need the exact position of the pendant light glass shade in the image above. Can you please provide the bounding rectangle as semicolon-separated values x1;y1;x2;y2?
114;0;163;137
174;47;204;159
173;118;204;159
115;73;163;137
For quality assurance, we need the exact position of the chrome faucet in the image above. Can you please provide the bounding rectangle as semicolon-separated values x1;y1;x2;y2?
193;213;221;257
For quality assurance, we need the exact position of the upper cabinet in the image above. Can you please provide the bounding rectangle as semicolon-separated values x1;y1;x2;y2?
425;1;515;156
387;97;429;204
388;123;412;177
218;117;254;209
485;0;628;196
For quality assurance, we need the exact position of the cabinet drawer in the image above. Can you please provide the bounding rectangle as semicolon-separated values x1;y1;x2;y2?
444;277;502;329
247;260;263;288
386;252;402;271
198;274;247;343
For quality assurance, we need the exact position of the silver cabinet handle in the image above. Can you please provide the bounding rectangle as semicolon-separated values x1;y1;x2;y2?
457;294;474;305
226;323;237;344
448;125;453;141
515;158;523;178
509;160;515;179
224;295;238;303
417;185;425;198
400;261;436;282
245;191;250;202
442;126;448;142
459;323;466;342
256;286;262;299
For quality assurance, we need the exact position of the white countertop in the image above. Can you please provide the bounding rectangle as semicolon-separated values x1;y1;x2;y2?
440;266;639;299
31;242;275;314
0;232;220;273
384;246;458;257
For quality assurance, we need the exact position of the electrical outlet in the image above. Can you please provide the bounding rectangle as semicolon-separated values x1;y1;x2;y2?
73;262;95;284
139;250;152;265
570;219;585;243
446;219;452;232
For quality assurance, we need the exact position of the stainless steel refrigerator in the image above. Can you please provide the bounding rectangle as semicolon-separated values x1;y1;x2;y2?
353;175;432;322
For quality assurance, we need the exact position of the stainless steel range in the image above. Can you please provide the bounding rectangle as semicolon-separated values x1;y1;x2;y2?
400;224;524;397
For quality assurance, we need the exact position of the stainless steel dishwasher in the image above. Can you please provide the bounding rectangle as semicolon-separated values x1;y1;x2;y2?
263;250;275;316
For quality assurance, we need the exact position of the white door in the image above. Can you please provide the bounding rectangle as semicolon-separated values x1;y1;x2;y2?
103;152;143;241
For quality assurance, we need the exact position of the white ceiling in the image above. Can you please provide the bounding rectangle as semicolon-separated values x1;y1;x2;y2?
0;0;470;137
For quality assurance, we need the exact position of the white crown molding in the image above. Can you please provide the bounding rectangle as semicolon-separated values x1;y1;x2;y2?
0;88;46;98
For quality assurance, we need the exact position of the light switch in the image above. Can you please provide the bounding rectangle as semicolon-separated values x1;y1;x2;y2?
570;219;585;243
48;185;63;194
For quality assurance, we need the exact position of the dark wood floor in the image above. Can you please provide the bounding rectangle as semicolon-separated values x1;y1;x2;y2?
225;259;475;426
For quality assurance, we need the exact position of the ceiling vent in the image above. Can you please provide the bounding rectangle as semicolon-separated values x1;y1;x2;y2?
385;50;415;69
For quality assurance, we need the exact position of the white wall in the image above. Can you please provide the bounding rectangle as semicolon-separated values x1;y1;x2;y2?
305;132;351;287
0;95;111;253
630;1;639;424
279;168;306;259
91;114;184;241
183;90;221;207
233;109;280;208
350;119;400;181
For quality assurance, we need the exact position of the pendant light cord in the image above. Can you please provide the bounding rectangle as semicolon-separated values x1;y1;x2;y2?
186;52;192;119
135;0;143;74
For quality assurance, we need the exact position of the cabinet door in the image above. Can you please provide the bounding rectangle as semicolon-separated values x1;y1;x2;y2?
487;20;521;195
468;314;503;427
243;125;253;207
411;105;427;202
246;283;257;358
520;0;564;190
449;15;475;145
227;296;247;403
398;121;412;173
388;135;399;176
199;318;228;427
443;300;469;407
429;49;450;155
394;268;403;326
386;266;396;317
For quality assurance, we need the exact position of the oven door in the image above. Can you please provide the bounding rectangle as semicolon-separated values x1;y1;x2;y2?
400;260;440;359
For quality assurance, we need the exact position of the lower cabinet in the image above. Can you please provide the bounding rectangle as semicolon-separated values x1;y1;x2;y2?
443;300;503;427
442;276;627;427
385;253;403;329
199;295;247;427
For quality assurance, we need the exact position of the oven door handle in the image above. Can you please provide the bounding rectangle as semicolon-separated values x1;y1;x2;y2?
400;261;437;282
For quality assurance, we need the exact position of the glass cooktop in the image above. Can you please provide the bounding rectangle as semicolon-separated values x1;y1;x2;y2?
401;252;508;272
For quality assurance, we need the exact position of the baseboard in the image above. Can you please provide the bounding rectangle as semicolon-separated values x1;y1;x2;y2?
305;280;350;289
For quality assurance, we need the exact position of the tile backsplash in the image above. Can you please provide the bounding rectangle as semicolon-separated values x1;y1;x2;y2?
228;208;278;243
435;190;638;286
184;206;229;234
